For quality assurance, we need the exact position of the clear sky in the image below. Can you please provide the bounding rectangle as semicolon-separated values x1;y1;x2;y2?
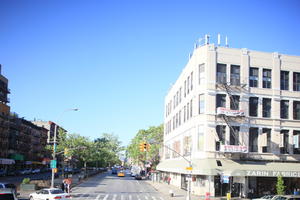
1;0;300;146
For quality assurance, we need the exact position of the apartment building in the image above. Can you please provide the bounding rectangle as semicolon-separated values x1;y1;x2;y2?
0;65;50;170
32;120;65;144
158;42;300;198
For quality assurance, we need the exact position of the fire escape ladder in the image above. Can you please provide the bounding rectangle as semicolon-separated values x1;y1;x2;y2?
221;115;243;146
222;83;238;110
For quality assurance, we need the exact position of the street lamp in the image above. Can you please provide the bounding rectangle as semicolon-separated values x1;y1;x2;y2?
50;108;78;188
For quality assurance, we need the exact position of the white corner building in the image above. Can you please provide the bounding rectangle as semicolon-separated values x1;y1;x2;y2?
157;37;300;198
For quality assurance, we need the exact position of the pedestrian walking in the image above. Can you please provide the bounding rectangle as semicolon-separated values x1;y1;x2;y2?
61;180;65;192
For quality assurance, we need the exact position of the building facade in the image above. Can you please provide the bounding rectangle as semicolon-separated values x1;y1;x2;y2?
0;65;50;170
158;43;300;198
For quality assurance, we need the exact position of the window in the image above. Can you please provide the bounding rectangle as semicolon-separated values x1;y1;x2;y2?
280;100;289;119
230;95;240;110
184;106;186;122
176;91;179;107
179;87;182;103
199;94;205;114
184;80;187;97
294;101;300;120
172;141;181;158
216;63;227;84
230;126;239;145
262;128;271;153
190;99;193;118
216;125;226;151
179;110;181;126
175;113;178;128
249;128;258;152
183;136;192;156
187;103;190;120
199;64;205;85
249;67;259;87
216;94;226;108
191;72;193;91
280;130;289;154
173;95;176;109
293;72;300;91
262;98;271;118
293;130;300;154
230;65;240;86
187;76;190;94
249;97;259;117
173;116;175;130
263;69;272;88
281;71;289;90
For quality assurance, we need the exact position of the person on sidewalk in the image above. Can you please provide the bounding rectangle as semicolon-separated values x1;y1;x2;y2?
61;180;65;192
167;177;171;185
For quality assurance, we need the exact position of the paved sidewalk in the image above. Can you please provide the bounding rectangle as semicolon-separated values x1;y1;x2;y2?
146;180;251;200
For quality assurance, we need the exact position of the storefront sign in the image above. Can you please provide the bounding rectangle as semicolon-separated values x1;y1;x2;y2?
246;170;300;177
217;107;245;117
220;145;248;153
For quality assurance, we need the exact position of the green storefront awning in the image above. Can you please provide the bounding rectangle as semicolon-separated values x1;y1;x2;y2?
10;154;24;161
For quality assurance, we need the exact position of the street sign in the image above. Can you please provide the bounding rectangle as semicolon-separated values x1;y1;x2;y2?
186;167;193;170
50;160;57;169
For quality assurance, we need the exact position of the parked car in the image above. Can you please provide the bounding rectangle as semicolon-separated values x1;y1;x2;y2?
272;195;300;200
32;169;41;174
29;188;72;200
252;195;275;200
111;167;118;174
0;169;6;177
0;183;17;196
0;188;18;200
135;174;142;180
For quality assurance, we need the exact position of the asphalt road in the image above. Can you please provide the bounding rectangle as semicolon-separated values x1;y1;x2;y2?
70;170;165;200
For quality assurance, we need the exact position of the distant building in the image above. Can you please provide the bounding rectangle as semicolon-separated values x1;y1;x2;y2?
158;38;300;198
32;120;65;143
0;65;50;170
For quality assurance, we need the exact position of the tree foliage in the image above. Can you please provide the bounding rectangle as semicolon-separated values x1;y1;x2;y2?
127;124;163;168
276;175;285;195
48;129;123;168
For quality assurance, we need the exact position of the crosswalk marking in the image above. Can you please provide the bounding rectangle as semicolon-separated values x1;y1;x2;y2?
70;193;164;200
103;194;109;200
96;194;102;200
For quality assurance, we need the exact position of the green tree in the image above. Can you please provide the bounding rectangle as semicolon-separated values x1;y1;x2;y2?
127;124;163;168
276;175;285;195
94;133;124;167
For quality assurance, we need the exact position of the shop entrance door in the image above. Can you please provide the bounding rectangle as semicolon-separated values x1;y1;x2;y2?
181;174;187;190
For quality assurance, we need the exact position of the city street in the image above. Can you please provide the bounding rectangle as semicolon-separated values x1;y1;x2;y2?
70;170;165;200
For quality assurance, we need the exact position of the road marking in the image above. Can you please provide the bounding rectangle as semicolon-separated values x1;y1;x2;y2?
145;196;149;200
96;194;102;200
137;194;141;200
121;194;124;200
103;194;109;200
113;194;117;200
129;195;132;200
159;197;164;200
151;196;157;200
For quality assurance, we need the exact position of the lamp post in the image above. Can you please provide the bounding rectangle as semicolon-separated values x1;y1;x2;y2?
50;108;78;188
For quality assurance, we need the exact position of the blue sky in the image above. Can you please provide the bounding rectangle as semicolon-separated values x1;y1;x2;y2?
1;0;300;146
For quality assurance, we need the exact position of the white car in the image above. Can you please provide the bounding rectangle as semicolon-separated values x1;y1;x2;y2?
29;188;71;200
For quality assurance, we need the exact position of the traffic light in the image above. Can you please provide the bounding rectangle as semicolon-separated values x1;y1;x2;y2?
139;142;145;152
146;143;151;151
143;143;147;151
